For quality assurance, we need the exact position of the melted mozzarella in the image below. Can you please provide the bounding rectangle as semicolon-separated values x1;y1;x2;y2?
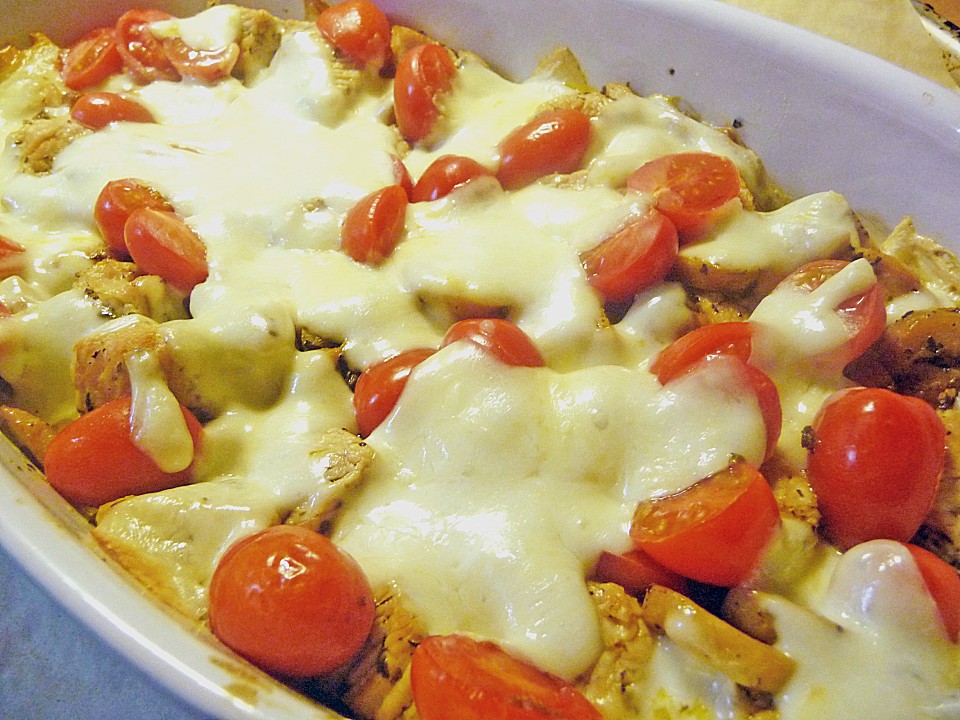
149;5;242;51
127;350;194;473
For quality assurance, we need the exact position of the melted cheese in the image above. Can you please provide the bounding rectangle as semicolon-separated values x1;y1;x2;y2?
149;5;242;51
127;350;193;473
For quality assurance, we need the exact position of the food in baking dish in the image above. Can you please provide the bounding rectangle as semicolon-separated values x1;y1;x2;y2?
0;1;959;718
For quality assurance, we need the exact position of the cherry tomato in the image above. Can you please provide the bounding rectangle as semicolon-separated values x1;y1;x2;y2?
630;461;780;587
806;387;946;550
70;92;155;130
778;259;886;369
95;179;174;255
115;9;181;83
580;209;679;304
627;152;741;235
441;318;545;367
412;154;497;202
43;396;203;507
591;549;691;596
650;321;754;385
316;0;392;71
394;44;457;143
411;634;602;720
496;108;592;191
209;525;375;678
341;185;408;265
354;348;436;437
906;543;960;642
62;27;123;91
162;37;239;83
0;236;26;280
124;208;209;293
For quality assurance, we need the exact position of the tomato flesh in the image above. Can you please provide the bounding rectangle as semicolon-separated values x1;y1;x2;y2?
71;92;155;129
124;208;209;293
906;543;960;642
631;461;780;587
341;184;409;265
394;44;456;143
441;318;545;367
95;179;174;256
115;9;181;83
497;108;592;191
412;154;497;202
591;549;690;597
806;387;946;550
316;0;392;71
411;634;602;720
354;348;436;437
62;27;123;91
581;209;679;304
651;321;754;384
209;525;375;678
43;396;202;507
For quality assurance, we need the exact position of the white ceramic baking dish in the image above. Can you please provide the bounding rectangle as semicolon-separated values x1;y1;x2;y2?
0;1;958;718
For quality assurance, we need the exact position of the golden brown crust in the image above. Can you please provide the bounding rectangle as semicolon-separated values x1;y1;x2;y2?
234;7;283;84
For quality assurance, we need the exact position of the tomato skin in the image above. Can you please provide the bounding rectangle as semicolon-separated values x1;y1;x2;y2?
441;318;545;368
806;387;946;550
906;543;960;642
43;396;203;507
651;322;754;385
209;525;375;678
630;461;780;587
70;92;155;129
354;348;436;437
316;0;392;71
124;208;209;293
392;156;414;198
591;549;691;596
394;44;457;143
412;154;497;202
162;38;239;83
580;209;679;304
497;108;592;191
627;152;741;235
62;27;123;91
95;179;174;255
115;9;181;83
341;185;409;265
411;634;602;720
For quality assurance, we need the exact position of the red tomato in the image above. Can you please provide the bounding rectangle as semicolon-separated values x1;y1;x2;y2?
496;108;592;191
627;152;741;234
394;44;457;143
630;461;780;587
316;0;392;71
162;38;239;83
392;156;414;198
95;179;174;255
591;549;690;596
354;348;436;437
650;321;754;385
778;259;886;369
43;396;203;507
906;543;960;642
580;209;679;304
115;9;181;83
0;236;26;280
124;208;209;293
441;318;545;367
412;154;497;202
70;92;155;129
62;27;123;91
341;185;409;265
209;525;375;677
806;387;946;550
411;634;602;720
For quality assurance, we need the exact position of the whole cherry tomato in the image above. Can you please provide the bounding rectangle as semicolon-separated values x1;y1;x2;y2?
341;184;409;265
394;44;456;143
412;154;497;202
497;108;592;191
441;318;545;367
70;92;155;129
316;0;392;71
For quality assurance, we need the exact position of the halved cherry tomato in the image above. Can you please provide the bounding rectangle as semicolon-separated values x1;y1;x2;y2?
580;209;679;304
95;179;174;255
806;387;946;550
441;318;545;367
0;236;26;280
591;549;690;596
497;108;592;191
115;9;181;83
630;460;780;587
353;348;436;437
62;27;123;90
341;184;408;265
162;37;239;83
394;44;457;143
777;259;886;370
70;92;155;129
627;152;741;235
412;154;497;202
411;634;602;720
209;525;375;678
906;543;960;642
316;0;392;71
43;396;203;507
650;321;754;385
124;208;208;293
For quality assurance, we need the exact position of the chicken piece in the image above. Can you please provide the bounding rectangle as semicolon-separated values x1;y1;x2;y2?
533;46;594;93
75;259;189;322
9;114;87;174
688;291;748;325
234;7;283;84
0;405;56;466
882;216;960;308
0;34;73;120
762;455;820;528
